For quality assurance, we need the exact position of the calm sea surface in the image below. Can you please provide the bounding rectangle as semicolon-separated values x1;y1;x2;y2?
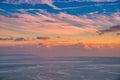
0;53;120;80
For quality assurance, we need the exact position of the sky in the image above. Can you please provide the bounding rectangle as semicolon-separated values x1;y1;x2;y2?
0;0;120;57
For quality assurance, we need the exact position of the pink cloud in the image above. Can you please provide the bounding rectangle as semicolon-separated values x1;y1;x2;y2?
1;12;120;48
1;12;120;36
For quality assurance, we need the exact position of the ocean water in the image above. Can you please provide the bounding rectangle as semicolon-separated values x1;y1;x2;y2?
0;54;120;80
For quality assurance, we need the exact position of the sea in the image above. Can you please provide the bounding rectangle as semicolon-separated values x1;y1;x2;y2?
0;53;120;80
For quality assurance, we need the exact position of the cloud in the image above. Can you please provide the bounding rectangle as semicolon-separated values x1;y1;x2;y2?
36;36;50;40
116;33;120;35
61;3;118;10
97;25;120;35
86;0;117;2
40;0;60;10
53;0;117;2
14;37;26;41
112;12;120;22
1;11;120;36
0;37;13;40
44;20;58;23
1;10;120;47
0;13;87;35
1;0;60;10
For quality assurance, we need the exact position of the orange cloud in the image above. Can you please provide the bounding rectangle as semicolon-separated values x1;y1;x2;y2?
0;12;100;36
0;12;120;47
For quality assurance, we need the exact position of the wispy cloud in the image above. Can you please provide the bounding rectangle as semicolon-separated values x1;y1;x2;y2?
0;12;97;35
1;0;60;10
54;0;117;2
0;9;120;47
1;11;120;36
86;0;117;2
61;3;119;10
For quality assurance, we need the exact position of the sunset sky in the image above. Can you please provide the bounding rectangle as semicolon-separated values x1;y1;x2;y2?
0;0;120;56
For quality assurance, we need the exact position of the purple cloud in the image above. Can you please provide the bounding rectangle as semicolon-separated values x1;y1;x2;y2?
36;36;50;40
97;25;120;35
44;20;58;23
0;37;13;40
14;37;26;41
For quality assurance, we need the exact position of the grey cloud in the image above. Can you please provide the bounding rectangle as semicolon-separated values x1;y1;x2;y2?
36;36;50;40
44;20;58;23
0;37;13;40
14;37;26;41
97;25;120;35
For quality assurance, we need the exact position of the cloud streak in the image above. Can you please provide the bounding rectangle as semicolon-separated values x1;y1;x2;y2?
0;11;120;36
14;37;26;41
1;0;60;10
0;37;13;40
0;12;97;35
97;25;120;35
36;36;50;40
0;9;120;47
86;0;117;2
